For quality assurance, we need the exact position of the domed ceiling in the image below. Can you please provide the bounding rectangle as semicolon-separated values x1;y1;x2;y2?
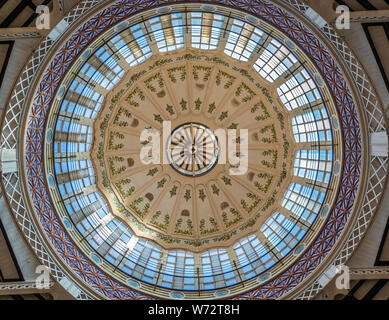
1;0;386;300
92;50;298;251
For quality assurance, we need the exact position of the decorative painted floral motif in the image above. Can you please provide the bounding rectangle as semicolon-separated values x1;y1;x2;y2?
241;193;261;214
218;111;228;121
262;150;278;168
167;66;186;83
222;208;242;228
211;184;220;196
215;70;235;89
129;197;150;219
228;123;238;130
255;173;274;193
169;185;178;197
113;107;132;127
199;218;219;235
222;176;232;186
154;114;163;124
199;189;206;202
166;104;175;116
193;65;212;81
180;98;188;111
144;72;164;92
125;87;145;107
150;211;170;231
147;168;159;177
205;56;229;67
184;189;191;202
194;98;202;110
115;178;135;199
174;218;193;235
157;178;167;189
260;124;278;143
208;102;216;114
109;156;126;175
108;131;125;150
235;82;256;103
252;101;270;121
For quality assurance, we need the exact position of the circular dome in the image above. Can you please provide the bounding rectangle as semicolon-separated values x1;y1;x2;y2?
167;123;220;177
89;46;303;260
1;0;386;300
45;15;340;295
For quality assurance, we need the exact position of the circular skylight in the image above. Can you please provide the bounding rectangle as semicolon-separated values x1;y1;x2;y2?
167;123;220;177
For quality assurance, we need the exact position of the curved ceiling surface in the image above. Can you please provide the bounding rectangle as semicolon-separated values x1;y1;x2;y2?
3;0;383;301
46;8;341;296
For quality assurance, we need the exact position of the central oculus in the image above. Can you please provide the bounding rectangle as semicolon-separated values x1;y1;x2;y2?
167;123;220;177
